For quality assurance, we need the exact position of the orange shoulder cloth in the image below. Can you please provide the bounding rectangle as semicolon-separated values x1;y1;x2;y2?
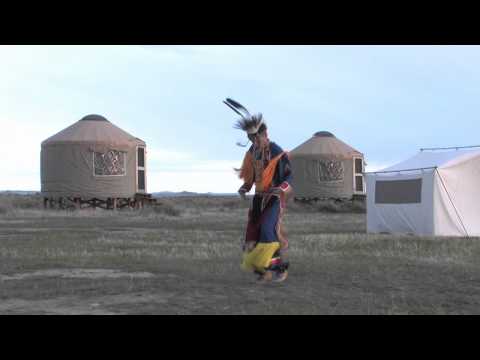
238;151;254;184
262;151;287;191
238;151;289;191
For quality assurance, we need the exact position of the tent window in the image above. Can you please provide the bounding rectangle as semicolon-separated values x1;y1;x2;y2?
305;160;344;183
375;179;422;204
94;150;126;176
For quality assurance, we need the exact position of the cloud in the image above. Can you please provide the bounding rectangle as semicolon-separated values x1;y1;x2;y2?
0;130;244;192
149;169;242;193
3;45;480;192
146;148;243;192
364;161;397;173
0;119;48;191
147;148;194;163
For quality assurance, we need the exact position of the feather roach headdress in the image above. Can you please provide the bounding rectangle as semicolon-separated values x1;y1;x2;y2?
223;98;266;135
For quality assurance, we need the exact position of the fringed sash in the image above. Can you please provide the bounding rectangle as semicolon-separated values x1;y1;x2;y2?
238;150;287;192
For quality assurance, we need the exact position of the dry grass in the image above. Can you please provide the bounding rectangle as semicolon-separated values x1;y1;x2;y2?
0;193;479;314
288;198;366;213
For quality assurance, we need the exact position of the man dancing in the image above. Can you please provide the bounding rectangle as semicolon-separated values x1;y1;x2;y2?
224;98;293;283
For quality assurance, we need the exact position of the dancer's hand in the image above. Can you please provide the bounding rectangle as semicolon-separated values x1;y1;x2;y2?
243;241;256;252
269;187;283;196
238;189;247;200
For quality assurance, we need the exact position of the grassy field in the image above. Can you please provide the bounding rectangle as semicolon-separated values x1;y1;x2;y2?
0;193;479;314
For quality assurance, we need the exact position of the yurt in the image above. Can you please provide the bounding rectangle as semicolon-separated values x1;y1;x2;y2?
41;114;148;209
290;131;366;200
366;147;480;237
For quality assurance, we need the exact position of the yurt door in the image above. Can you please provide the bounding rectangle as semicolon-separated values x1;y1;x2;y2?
136;147;146;193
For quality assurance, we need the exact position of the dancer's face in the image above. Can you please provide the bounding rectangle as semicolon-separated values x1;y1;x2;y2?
249;130;268;148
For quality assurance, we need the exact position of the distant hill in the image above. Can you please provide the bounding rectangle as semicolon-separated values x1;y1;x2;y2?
0;191;40;196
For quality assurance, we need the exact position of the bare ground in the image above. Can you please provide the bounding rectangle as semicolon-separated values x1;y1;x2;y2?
0;195;479;314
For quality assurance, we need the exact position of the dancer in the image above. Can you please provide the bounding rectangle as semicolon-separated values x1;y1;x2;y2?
224;98;293;282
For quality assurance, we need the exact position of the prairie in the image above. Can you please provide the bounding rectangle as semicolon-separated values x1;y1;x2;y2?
0;193;479;314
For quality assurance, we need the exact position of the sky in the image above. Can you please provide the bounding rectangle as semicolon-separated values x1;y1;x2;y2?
1;45;479;193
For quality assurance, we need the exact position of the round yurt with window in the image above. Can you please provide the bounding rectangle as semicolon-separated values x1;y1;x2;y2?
290;131;365;200
41;114;149;209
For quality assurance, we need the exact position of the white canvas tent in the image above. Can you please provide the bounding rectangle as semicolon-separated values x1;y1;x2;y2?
366;147;480;237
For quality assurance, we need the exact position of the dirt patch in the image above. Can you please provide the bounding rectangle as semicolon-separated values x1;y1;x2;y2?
0;269;155;281
0;220;28;224
0;292;176;315
0;298;118;315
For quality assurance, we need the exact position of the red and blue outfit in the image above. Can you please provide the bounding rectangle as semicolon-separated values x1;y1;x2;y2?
238;141;293;273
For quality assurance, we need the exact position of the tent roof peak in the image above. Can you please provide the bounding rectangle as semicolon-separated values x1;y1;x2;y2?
313;131;335;138
80;114;109;122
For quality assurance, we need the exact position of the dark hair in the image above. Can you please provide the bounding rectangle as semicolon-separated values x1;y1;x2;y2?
257;123;267;134
248;123;267;142
234;114;265;133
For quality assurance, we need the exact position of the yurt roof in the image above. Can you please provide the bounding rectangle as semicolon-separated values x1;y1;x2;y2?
42;114;145;147
290;131;363;158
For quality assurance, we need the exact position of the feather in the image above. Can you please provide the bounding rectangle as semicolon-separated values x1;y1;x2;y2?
233;114;264;133
223;98;266;134
223;100;245;118
236;141;249;147
225;98;251;118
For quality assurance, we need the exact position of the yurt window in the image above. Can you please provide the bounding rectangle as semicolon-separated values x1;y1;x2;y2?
355;158;363;174
93;150;126;176
138;170;145;191
306;160;344;183
319;160;344;181
137;147;145;168
136;147;146;192
353;157;365;193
